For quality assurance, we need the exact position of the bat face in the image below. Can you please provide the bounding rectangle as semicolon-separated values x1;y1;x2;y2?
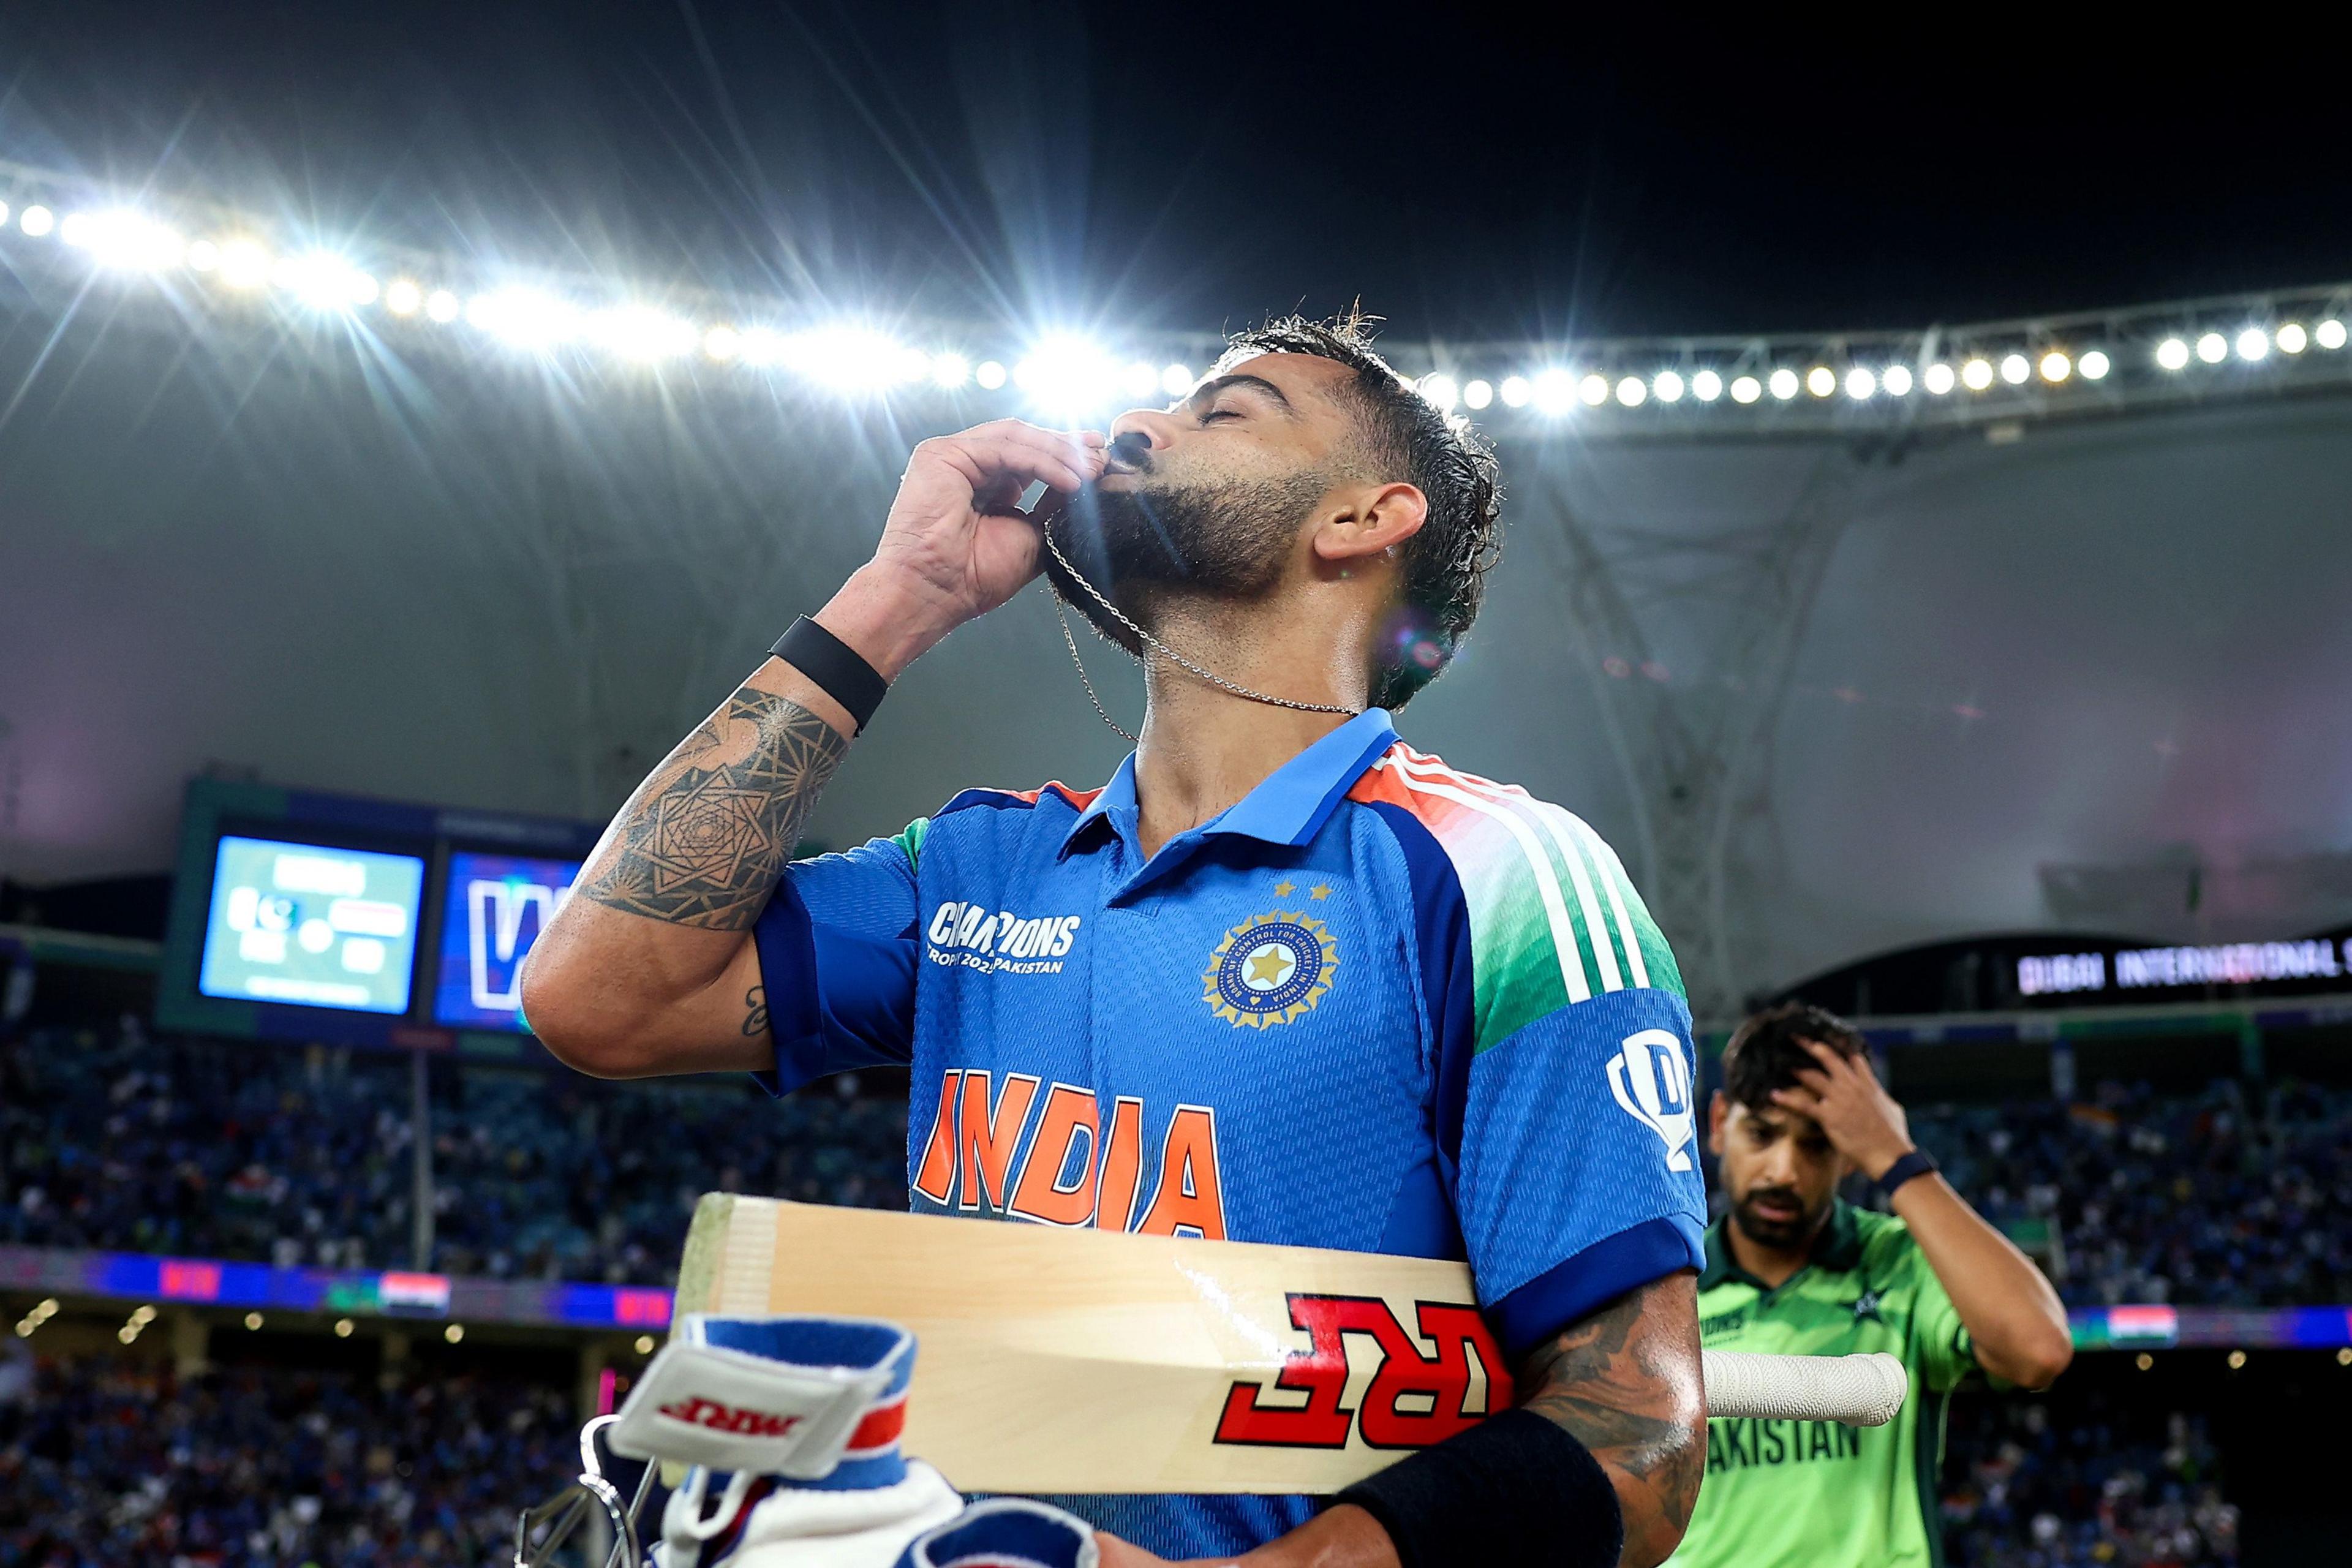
676;1196;1513;1493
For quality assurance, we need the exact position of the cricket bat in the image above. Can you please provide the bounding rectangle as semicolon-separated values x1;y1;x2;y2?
672;1194;1906;1494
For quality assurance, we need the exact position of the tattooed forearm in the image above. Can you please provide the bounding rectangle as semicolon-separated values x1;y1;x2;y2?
1517;1272;1705;1567
577;684;849;930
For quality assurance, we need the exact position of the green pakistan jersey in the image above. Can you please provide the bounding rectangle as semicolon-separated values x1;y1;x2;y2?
1665;1201;1977;1568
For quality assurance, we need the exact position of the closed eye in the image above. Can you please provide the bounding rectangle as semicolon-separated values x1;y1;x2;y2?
1200;409;1243;423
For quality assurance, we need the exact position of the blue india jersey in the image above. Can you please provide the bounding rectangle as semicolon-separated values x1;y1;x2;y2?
753;709;1706;1559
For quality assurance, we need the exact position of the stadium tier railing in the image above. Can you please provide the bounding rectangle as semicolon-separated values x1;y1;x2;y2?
5;1239;2345;1348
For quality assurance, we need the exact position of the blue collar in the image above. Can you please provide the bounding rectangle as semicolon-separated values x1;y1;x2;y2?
1060;708;1398;856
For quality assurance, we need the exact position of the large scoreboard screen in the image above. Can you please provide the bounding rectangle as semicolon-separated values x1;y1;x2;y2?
160;778;604;1047
429;851;582;1031
197;835;426;1014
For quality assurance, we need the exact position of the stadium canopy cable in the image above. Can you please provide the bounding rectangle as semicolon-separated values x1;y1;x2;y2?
2;155;2349;441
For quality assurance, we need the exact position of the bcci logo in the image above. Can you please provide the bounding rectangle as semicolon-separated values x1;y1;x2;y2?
1608;1028;1695;1171
1204;913;1338;1028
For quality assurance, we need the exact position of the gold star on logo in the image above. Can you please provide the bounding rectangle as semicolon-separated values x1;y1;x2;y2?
1310;883;1332;900
1273;879;1295;897
1246;944;1295;987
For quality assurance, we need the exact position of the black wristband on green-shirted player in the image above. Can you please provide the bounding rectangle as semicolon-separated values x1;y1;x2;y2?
1876;1147;1937;1194
770;616;888;735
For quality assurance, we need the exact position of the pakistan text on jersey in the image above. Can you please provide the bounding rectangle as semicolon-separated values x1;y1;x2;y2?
912;1070;1228;1238
1705;1417;1864;1473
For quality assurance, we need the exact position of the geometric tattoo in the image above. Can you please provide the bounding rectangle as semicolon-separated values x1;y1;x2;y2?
577;684;850;930
1518;1274;1706;1542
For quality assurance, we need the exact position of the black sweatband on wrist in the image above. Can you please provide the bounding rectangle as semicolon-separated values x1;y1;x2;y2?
770;616;888;734
1877;1147;1938;1194
1335;1408;1621;1568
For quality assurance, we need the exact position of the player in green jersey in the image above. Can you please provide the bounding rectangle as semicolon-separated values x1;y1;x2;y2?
1668;1003;2075;1568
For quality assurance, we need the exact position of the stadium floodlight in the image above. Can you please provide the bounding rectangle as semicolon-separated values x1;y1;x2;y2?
467;287;584;349
930;351;970;388
1578;372;1610;407
1768;368;1799;400
590;307;699;362
703;325;742;361
424;288;460;323
780;325;930;389
18;204;55;236
2000;353;2029;385
1844;367;1875;400
1531;368;1577;414
1462;378;1493;410
1122;360;1161;399
1015;336;1122;413
2078;350;2110;380
1960;358;1994;391
2234;327;2269;361
1882;364;1913;396
383;278;424;317
1498;374;1531;409
1806;366;1834;398
1692;369;1724;402
735;327;785;366
275;251;377;310
975;359;1008;390
2195;331;2226;364
185;238;218;271
2276;322;2308;354
2316;319;2348;350
1653;370;1684;403
1419;372;1460;412
216;239;271;289
60;208;185;270
2155;337;2190;369
1162;363;1195;398
1615;375;1646;407
2039;350;2070;382
1923;362;1956;394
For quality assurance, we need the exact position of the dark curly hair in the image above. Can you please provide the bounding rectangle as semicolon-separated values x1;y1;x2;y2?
1212;313;1504;709
1721;1001;1866;1111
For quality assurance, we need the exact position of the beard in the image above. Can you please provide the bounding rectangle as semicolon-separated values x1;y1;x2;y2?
1728;1183;1833;1253
1042;461;1330;655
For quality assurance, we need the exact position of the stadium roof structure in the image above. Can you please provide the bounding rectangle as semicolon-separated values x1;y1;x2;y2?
3;153;2350;1021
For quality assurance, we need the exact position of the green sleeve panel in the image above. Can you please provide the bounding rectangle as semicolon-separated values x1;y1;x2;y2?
888;816;931;871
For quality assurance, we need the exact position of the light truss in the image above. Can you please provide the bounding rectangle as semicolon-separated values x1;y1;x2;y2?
2;155;2348;439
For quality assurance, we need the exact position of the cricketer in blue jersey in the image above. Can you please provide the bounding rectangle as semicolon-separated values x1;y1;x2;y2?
527;315;1710;1568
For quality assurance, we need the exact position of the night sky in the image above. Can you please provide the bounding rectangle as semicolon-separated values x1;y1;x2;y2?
3;4;2345;344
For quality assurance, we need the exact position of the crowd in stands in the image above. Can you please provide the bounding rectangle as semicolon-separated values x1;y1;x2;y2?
4;1014;2348;1308
0;1348;581;1568
0;1343;2250;1568
1910;1078;2352;1308
1941;1392;2239;1568
0;1020;905;1286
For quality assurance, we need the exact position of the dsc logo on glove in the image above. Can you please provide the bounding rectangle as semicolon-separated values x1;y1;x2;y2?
655;1394;806;1439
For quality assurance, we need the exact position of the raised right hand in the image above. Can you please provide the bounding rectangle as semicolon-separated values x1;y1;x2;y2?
822;420;1106;678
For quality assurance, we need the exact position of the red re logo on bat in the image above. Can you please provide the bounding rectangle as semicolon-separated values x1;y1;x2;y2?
657;1395;804;1439
1214;1295;1514;1450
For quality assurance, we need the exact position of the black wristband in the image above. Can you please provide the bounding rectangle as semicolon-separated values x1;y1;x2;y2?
1877;1147;1937;1194
1336;1408;1621;1568
771;616;888;734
